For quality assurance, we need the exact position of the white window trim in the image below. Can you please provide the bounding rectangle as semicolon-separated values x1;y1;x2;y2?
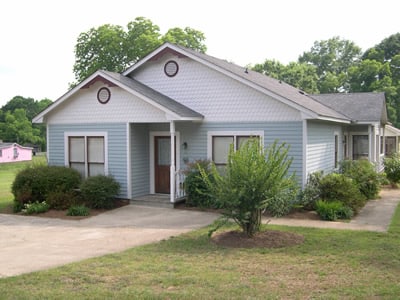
334;131;339;170
64;131;108;177
149;131;180;194
207;130;264;161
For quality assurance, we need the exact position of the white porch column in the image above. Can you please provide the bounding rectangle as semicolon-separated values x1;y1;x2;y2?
170;121;176;203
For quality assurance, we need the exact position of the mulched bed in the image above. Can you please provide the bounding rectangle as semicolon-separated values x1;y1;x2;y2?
212;229;305;248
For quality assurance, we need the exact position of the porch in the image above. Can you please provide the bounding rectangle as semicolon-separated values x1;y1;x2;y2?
130;171;187;208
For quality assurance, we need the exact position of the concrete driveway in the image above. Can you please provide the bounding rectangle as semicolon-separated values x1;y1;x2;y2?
0;206;219;278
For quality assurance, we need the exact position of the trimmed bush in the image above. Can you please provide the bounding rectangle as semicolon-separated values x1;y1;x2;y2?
298;171;323;210
319;173;366;213
46;190;81;210
67;205;90;216
12;165;82;212
80;175;120;209
315;200;353;221
384;153;400;185
184;160;218;208
22;201;50;215
340;159;381;199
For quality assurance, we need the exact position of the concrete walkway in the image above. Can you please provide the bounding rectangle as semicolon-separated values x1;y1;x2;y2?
266;188;400;232
0;188;399;278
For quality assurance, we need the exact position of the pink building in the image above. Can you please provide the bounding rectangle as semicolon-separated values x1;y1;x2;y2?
0;142;33;163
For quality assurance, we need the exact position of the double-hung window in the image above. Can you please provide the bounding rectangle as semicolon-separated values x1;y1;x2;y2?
66;133;107;178
209;131;263;166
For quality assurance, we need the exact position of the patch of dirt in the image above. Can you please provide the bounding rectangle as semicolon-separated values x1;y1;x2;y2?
5;199;130;220
212;229;305;248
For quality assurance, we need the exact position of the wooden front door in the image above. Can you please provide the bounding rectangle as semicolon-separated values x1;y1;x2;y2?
154;136;175;194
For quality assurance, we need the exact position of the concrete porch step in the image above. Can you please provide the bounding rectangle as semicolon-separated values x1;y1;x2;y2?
130;194;185;209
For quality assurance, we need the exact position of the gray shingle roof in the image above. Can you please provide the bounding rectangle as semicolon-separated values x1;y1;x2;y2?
172;44;350;122
101;70;203;120
311;92;387;123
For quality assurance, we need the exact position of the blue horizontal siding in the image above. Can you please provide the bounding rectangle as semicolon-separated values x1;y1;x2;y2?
176;121;303;184
48;123;128;198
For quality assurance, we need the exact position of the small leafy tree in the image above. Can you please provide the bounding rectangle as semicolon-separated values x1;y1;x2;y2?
384;153;400;185
200;139;298;237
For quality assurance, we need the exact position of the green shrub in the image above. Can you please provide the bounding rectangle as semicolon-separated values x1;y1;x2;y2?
340;159;381;199
319;173;366;213
200;139;298;237
184;160;218;208
80;175;120;209
315;200;353;221
67;205;90;216
384;153;400;185
22;201;50;215
266;188;298;217
46;190;82;210
298;171;323;210
12;165;82;212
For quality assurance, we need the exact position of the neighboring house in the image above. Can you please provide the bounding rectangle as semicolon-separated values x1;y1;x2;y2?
0;142;33;163
385;124;400;155
33;42;391;204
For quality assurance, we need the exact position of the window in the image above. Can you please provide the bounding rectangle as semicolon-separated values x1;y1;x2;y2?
380;136;384;154
209;132;262;166
67;134;106;178
0;149;2;157
13;147;18;158
343;134;348;159
353;135;369;160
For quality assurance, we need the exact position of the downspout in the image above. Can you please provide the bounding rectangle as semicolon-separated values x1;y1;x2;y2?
170;121;176;203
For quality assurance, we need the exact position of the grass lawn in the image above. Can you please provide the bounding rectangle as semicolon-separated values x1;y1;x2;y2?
0;156;47;211
0;204;399;298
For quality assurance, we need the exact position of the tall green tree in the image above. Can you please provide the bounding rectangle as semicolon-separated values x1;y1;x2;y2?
0;109;43;145
73;17;207;83
73;24;129;83
0;96;51;148
253;60;319;93
298;36;362;92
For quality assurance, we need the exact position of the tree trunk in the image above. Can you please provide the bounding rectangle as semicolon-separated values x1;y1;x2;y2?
243;209;262;237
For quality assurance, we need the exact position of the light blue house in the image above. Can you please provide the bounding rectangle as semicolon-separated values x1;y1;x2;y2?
33;43;389;205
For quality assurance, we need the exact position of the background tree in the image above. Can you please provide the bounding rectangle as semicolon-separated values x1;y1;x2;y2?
73;16;207;83
73;24;129;83
252;33;400;126
253;60;319;93
298;36;362;92
0;96;51;149
201;139;298;237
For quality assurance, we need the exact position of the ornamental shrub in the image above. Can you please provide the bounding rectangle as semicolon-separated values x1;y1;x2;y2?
315;200;353;221
46;190;82;210
22;201;50;215
298;171;323;210
184;159;218;208
319;173;366;213
200;139;298;237
340;159;381;199
384;153;400;185
80;175;120;209
67;205;90;216
12;165;82;212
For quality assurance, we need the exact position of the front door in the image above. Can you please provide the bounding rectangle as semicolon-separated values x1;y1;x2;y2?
154;136;175;194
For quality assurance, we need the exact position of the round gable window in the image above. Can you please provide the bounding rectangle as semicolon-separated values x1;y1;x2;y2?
97;87;111;104
164;60;179;77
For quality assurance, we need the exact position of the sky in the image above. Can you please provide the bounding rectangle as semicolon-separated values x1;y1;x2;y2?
0;0;399;107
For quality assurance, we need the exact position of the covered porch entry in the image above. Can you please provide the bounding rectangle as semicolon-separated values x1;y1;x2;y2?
129;121;188;207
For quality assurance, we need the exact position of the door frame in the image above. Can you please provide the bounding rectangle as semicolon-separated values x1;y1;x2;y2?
149;131;180;194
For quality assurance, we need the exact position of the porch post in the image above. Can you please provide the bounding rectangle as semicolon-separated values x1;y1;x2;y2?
170;121;176;203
